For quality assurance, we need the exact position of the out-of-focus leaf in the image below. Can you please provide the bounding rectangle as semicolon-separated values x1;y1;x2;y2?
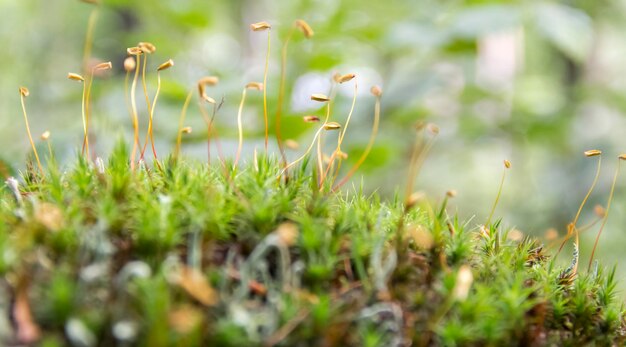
0;157;15;179
534;3;593;62
452;5;521;38
279;114;314;141
346;144;391;172
514;75;565;116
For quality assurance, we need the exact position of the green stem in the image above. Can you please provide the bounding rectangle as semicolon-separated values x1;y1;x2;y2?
262;30;271;153
234;88;248;169
485;168;507;228
588;161;621;271
277;29;295;167
174;89;194;160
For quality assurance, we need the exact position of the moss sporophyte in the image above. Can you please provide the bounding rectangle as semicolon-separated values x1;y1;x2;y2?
5;3;626;346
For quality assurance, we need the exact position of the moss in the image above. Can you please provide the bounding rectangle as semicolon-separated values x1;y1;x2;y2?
0;145;624;346
3;8;626;346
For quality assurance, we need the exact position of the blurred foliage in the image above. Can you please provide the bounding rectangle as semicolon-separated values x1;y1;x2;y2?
3;0;626;278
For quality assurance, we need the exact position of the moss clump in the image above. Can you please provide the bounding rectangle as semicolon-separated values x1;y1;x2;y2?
0;144;624;346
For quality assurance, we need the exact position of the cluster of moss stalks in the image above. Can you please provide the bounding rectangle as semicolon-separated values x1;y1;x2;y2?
0;143;624;346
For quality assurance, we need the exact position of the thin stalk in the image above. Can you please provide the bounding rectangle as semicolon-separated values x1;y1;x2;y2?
314;83;338;181
19;92;43;175
198;100;224;166
281;126;325;173
129;55;142;170
140;70;162;160
79;3;99;158
556;155;602;257
82;6;99;73
276;29;295;166
319;131;341;189
174;89;194;160
234;88;248;169
262;30;271;153
315;102;332;185
141;53;152;119
403;130;426;204
411;135;437;183
198;101;213;163
45;140;53;161
338;80;358;146
321;80;357;187
394;127;429;253
80;77;88;158
588;160;622;271
548;217;602;250
316;129;324;183
573;230;580;275
83;68;96;159
124;69;131;126
211;101;226;168
206;101;227;171
327;79;339;114
330;153;343;187
333;92;380;191
485;166;508;227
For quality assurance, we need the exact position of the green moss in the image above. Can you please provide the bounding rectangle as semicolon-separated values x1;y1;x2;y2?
0;144;624;346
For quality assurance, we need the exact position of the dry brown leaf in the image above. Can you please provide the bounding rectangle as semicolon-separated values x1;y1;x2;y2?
178;267;218;306
35;202;64;231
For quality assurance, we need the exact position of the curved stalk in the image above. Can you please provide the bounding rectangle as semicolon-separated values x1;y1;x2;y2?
556;154;602;257
410;132;438;184
140;70;162;160
80;77;88;158
174;89;194;160
588;159;622;271
277;29;295;165
82;6;99;73
141;53;152;120
281;126;325;173
316;128;324;183
19;89;43;175
208;101;226;169
198;100;224;166
321;79;357;187
129;55;142;170
83;69;95;158
198;101;213;163
262;30;271;153
330;153;343;187
277;21;313;167
332;92;380;192
124;68;131;128
485;161;510;227
45;137;53;161
338;80;358;146
234;88;248;169
80;2;100;158
402;123;439;201
548;216;602;250
403;128;425;204
315;102;332;184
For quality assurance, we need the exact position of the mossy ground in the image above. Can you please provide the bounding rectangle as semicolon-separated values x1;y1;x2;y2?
0;143;624;346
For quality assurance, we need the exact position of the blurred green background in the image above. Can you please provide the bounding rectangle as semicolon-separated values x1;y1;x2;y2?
3;0;626;284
